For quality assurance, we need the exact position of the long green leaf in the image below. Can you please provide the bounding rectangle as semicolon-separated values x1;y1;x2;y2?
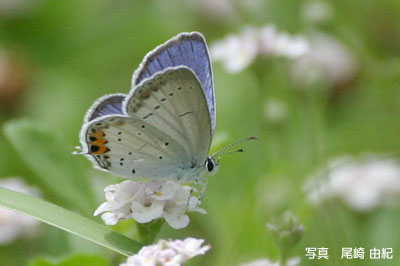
3;119;94;214
0;187;141;256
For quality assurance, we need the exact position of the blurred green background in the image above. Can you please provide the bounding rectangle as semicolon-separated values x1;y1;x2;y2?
0;0;400;265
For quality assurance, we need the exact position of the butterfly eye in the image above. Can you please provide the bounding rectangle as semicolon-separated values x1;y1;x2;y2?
205;157;219;176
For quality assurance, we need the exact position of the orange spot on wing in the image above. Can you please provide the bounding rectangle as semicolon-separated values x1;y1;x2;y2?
91;145;109;155
93;138;107;145
89;131;109;155
92;131;105;138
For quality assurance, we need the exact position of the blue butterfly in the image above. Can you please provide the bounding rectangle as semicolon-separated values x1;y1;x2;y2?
78;32;255;192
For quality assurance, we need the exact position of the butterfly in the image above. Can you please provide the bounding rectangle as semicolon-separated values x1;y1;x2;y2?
78;32;255;193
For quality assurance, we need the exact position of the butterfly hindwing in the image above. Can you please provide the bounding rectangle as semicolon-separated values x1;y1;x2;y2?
84;93;127;123
132;32;216;134
82;115;189;179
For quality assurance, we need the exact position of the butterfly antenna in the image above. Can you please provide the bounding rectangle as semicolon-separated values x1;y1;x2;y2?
211;136;258;158
216;149;245;156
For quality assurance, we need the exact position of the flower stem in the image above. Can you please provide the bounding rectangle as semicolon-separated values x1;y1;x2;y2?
279;249;288;266
134;219;164;245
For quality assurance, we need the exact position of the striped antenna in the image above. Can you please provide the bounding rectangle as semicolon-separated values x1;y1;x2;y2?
211;136;258;158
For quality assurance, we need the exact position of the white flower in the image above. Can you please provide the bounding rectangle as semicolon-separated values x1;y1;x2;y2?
290;33;357;87
259;25;310;59
94;180;206;229
120;237;210;266
210;27;259;73
301;0;333;24
210;25;310;73
263;99;288;123
187;0;235;21
304;154;400;212
0;178;40;244
240;257;300;266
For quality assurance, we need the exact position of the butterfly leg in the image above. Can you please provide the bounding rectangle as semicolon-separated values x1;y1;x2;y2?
187;176;207;205
187;183;197;206
197;176;208;201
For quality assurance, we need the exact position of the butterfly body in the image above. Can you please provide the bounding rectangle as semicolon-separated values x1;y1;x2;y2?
79;33;217;184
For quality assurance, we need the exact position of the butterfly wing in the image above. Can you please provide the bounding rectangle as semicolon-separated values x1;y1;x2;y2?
132;32;216;134
80;67;212;181
84;93;127;123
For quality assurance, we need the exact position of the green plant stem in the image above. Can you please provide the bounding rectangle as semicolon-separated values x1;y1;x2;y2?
279;249;288;266
134;219;164;245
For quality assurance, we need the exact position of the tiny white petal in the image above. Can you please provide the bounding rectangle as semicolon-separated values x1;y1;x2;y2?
101;212;119;225
93;202;109;216
164;210;190;229
148;181;178;200
131;200;165;223
188;196;199;209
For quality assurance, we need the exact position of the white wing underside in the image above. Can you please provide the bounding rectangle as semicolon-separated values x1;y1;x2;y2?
80;67;212;182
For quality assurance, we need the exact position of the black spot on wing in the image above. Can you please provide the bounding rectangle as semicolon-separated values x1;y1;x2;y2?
179;111;195;117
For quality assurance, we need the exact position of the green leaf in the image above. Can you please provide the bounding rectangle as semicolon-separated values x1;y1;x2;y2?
29;255;110;266
29;259;54;266
3;119;94;214
0;187;142;256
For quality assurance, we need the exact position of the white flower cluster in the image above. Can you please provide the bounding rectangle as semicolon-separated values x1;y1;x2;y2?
240;257;300;266
0;178;40;244
94;180;206;229
210;26;357;89
210;25;310;73
305;154;400;212
120;237;210;266
290;33;356;87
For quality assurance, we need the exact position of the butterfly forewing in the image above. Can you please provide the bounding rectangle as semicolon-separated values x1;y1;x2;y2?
82;67;212;181
125;67;212;161
133;32;216;134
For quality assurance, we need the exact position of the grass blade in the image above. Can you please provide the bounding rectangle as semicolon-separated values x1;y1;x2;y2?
3;119;94;214
0;187;141;256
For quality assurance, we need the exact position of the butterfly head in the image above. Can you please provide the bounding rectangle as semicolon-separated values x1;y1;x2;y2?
205;156;219;176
